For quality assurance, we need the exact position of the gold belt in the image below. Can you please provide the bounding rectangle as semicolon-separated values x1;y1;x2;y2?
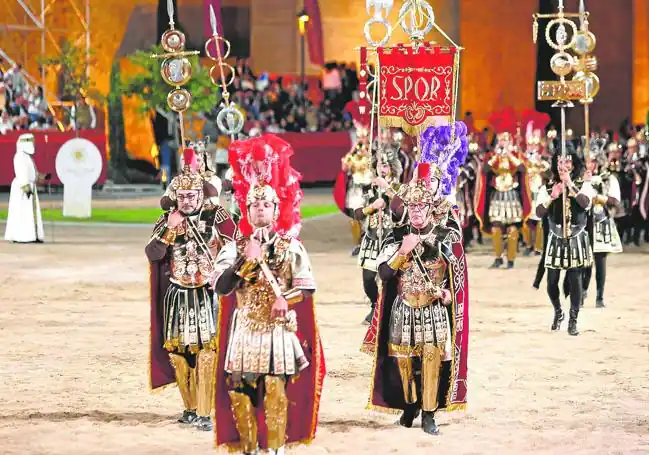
170;277;210;289
402;293;437;309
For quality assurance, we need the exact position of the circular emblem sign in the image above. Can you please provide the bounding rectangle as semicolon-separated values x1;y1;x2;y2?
55;138;103;185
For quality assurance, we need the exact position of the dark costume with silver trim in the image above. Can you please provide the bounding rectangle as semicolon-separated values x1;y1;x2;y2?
534;147;596;336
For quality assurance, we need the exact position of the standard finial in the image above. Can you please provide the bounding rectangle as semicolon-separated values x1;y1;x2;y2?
167;0;175;26
209;4;218;36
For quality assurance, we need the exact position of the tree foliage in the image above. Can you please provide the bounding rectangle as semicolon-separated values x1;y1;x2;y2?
119;45;220;117
39;39;102;102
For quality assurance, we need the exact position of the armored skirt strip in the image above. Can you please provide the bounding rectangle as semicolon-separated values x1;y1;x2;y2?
163;284;218;352
488;188;524;225
544;223;594;270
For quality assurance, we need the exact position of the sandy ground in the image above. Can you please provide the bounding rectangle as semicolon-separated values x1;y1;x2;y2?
1;214;648;455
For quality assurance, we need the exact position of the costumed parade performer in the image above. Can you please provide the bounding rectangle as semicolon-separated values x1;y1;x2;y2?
582;139;623;308
4;133;48;243
521;110;551;256
211;134;325;454
533;143;596;336
146;148;238;430
475;108;533;269
160;138;222;211
456;136;481;248
334;120;374;256
362;123;470;436
356;145;403;324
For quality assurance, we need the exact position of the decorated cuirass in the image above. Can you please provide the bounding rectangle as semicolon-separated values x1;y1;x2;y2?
527;154;549;193
592;174;612;222
343;148;373;186
169;209;225;288
489;153;521;192
364;185;394;233
234;235;295;332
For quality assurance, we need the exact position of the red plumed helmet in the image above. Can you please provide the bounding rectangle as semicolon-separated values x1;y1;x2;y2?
228;134;303;237
183;147;198;173
521;109;551;132
489;107;519;135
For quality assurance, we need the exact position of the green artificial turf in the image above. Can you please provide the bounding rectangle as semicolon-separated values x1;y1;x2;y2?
0;204;338;224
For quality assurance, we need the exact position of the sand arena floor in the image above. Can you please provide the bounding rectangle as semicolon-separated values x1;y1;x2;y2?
0;214;648;455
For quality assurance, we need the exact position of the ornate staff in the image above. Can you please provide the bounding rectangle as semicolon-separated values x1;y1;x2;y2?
361;0;463;246
361;0;462;161
533;0;598;238
205;4;244;140
151;0;201;150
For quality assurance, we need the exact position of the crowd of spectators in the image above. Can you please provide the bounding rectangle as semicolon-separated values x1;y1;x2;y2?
205;58;362;136
0;60;55;134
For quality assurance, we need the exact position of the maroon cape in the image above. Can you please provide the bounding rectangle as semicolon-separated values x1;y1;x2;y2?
214;294;326;451
333;170;350;215
361;227;469;412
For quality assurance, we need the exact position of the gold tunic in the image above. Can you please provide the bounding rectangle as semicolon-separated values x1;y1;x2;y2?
213;235;316;376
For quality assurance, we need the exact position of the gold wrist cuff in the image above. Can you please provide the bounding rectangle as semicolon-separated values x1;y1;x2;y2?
362;206;375;216
236;258;258;279
283;288;303;306
161;227;177;245
388;253;409;271
596;195;608;205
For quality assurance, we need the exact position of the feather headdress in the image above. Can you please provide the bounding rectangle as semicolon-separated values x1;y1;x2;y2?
228;134;303;237
419;121;470;196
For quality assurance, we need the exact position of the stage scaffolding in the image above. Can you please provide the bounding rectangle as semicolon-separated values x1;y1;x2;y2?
0;0;91;130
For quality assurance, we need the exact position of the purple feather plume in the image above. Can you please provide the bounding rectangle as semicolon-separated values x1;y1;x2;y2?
419;121;469;195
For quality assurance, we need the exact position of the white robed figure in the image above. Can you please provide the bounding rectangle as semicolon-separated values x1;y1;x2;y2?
4;133;45;243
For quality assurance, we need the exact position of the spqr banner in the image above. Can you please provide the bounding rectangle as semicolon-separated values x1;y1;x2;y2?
378;43;458;135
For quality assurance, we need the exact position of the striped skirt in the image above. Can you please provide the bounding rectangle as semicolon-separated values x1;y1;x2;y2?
163;283;218;354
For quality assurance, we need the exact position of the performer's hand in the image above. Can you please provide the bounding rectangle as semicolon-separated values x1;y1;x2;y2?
559;170;573;186
373;177;390;189
244;239;262;260
371;198;386;210
167;210;185;228
399;234;419;255
21;184;33;198
551;183;564;200
439;289;452;306
271;295;288;319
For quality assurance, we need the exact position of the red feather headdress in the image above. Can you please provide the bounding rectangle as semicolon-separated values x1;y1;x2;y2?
228;134;303;237
488;107;519;136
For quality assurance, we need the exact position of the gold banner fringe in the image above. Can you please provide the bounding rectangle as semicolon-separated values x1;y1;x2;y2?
379;114;453;137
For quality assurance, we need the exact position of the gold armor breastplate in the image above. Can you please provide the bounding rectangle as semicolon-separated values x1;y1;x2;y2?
235;237;293;331
170;219;219;288
398;256;447;308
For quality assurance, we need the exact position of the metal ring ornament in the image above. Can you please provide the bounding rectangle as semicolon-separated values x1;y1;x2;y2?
161;29;186;53
572;30;596;56
574;71;600;102
209;62;236;88
364;17;392;48
550;52;575;77
217;103;245;136
160;57;193;86
399;0;435;40
545;18;577;51
205;36;232;60
167;88;192;112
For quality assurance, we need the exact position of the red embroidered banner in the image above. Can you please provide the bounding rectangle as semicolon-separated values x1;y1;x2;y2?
378;44;457;136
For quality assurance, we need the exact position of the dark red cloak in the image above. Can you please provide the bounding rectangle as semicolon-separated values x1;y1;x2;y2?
333;170;350;215
214;294;326;451
361;226;469;412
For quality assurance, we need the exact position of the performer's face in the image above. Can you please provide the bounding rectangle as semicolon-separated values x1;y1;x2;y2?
177;190;202;214
559;157;573;173
378;163;391;177
249;200;275;227
408;203;430;229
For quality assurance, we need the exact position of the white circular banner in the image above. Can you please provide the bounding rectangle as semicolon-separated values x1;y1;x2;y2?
55;138;103;185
